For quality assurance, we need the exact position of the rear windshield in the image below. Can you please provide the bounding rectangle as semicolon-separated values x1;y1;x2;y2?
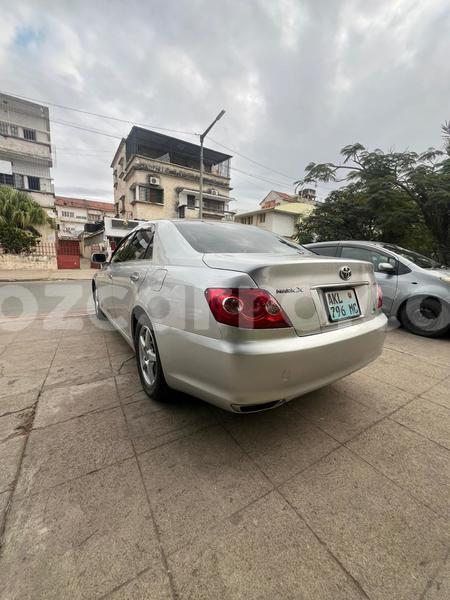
174;221;311;255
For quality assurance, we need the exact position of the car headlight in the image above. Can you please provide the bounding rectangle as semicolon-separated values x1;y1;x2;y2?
440;276;450;284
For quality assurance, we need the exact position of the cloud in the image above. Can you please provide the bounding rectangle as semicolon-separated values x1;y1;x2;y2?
1;0;449;213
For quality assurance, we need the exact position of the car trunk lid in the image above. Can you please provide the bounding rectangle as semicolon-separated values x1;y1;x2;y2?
202;253;377;336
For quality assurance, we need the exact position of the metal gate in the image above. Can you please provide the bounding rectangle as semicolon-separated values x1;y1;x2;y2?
56;239;80;269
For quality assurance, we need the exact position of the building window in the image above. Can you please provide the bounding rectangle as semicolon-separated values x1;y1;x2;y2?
0;121;8;135
88;214;99;222
203;199;223;213
27;176;40;191
187;194;196;208
23;128;37;141
139;186;164;204
0;173;14;186
14;173;24;188
258;213;266;223
10;125;19;136
61;210;75;218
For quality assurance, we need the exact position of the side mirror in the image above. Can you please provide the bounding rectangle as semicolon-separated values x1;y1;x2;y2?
91;252;108;264
378;262;395;274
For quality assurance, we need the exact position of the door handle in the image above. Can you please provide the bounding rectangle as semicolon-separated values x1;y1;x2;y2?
107;273;113;280
130;272;140;283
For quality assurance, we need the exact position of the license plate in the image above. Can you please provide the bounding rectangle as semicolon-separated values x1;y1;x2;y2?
325;289;360;322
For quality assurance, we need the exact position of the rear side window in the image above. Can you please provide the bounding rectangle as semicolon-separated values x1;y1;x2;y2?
128;229;154;260
112;229;153;263
174;222;311;255
310;245;338;257
341;246;397;272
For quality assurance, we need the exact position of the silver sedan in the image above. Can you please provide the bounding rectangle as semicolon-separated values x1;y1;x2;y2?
305;240;450;338
92;221;386;412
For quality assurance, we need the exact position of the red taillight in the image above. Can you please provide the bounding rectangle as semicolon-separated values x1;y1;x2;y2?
205;288;292;329
376;284;383;309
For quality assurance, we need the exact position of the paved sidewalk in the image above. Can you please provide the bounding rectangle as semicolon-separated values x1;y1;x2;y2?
0;268;94;282
0;317;449;599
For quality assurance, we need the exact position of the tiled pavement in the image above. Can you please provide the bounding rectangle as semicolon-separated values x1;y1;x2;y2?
0;316;449;599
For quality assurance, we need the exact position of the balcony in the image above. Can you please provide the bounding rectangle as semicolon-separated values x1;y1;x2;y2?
123;127;231;186
0;135;52;164
127;155;231;191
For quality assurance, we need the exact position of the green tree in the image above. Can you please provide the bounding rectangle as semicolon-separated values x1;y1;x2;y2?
296;124;450;264
0;186;51;254
296;185;433;254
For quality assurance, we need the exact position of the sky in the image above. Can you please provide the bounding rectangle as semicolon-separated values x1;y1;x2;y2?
1;0;449;213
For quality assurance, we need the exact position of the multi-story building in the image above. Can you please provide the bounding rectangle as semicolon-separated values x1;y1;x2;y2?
111;127;233;221
55;196;115;238
234;189;317;238
0;93;55;217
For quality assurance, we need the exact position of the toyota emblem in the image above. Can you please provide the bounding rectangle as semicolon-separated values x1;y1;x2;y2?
339;266;352;280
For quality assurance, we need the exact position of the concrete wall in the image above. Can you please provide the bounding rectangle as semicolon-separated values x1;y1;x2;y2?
35;223;56;243
271;212;296;237
235;211;297;237
0;253;57;270
131;170;184;220
0;134;51;161
80;231;105;259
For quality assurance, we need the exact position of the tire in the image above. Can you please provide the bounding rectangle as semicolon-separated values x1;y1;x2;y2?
93;285;107;320
399;296;450;338
134;313;171;402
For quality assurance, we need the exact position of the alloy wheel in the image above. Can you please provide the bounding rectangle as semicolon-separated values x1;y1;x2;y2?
138;325;157;386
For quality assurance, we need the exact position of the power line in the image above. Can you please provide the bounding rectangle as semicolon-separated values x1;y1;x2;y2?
49;119;292;187
4;90;310;182
2;90;198;137
208;137;297;181
5;89;337;195
230;167;292;188
52;119;123;139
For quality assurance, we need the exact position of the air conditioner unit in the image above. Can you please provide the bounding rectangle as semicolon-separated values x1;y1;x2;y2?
209;189;219;196
149;176;160;186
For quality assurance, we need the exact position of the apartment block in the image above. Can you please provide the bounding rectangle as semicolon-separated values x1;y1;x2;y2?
111;127;233;221
0;92;55;216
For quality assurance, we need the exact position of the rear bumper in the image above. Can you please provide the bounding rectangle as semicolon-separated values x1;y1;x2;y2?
155;313;387;412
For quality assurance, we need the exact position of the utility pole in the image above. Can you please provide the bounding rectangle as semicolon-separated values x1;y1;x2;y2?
198;109;226;219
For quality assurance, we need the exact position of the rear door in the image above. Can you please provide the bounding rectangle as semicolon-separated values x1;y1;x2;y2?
97;234;135;318
112;227;155;337
340;245;398;313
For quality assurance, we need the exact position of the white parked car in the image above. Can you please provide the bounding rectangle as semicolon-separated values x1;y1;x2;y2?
92;221;387;413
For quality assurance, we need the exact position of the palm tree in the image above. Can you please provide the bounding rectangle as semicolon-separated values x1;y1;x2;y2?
0;186;50;230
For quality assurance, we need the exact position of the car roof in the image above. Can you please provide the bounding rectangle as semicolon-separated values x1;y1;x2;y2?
305;240;388;249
